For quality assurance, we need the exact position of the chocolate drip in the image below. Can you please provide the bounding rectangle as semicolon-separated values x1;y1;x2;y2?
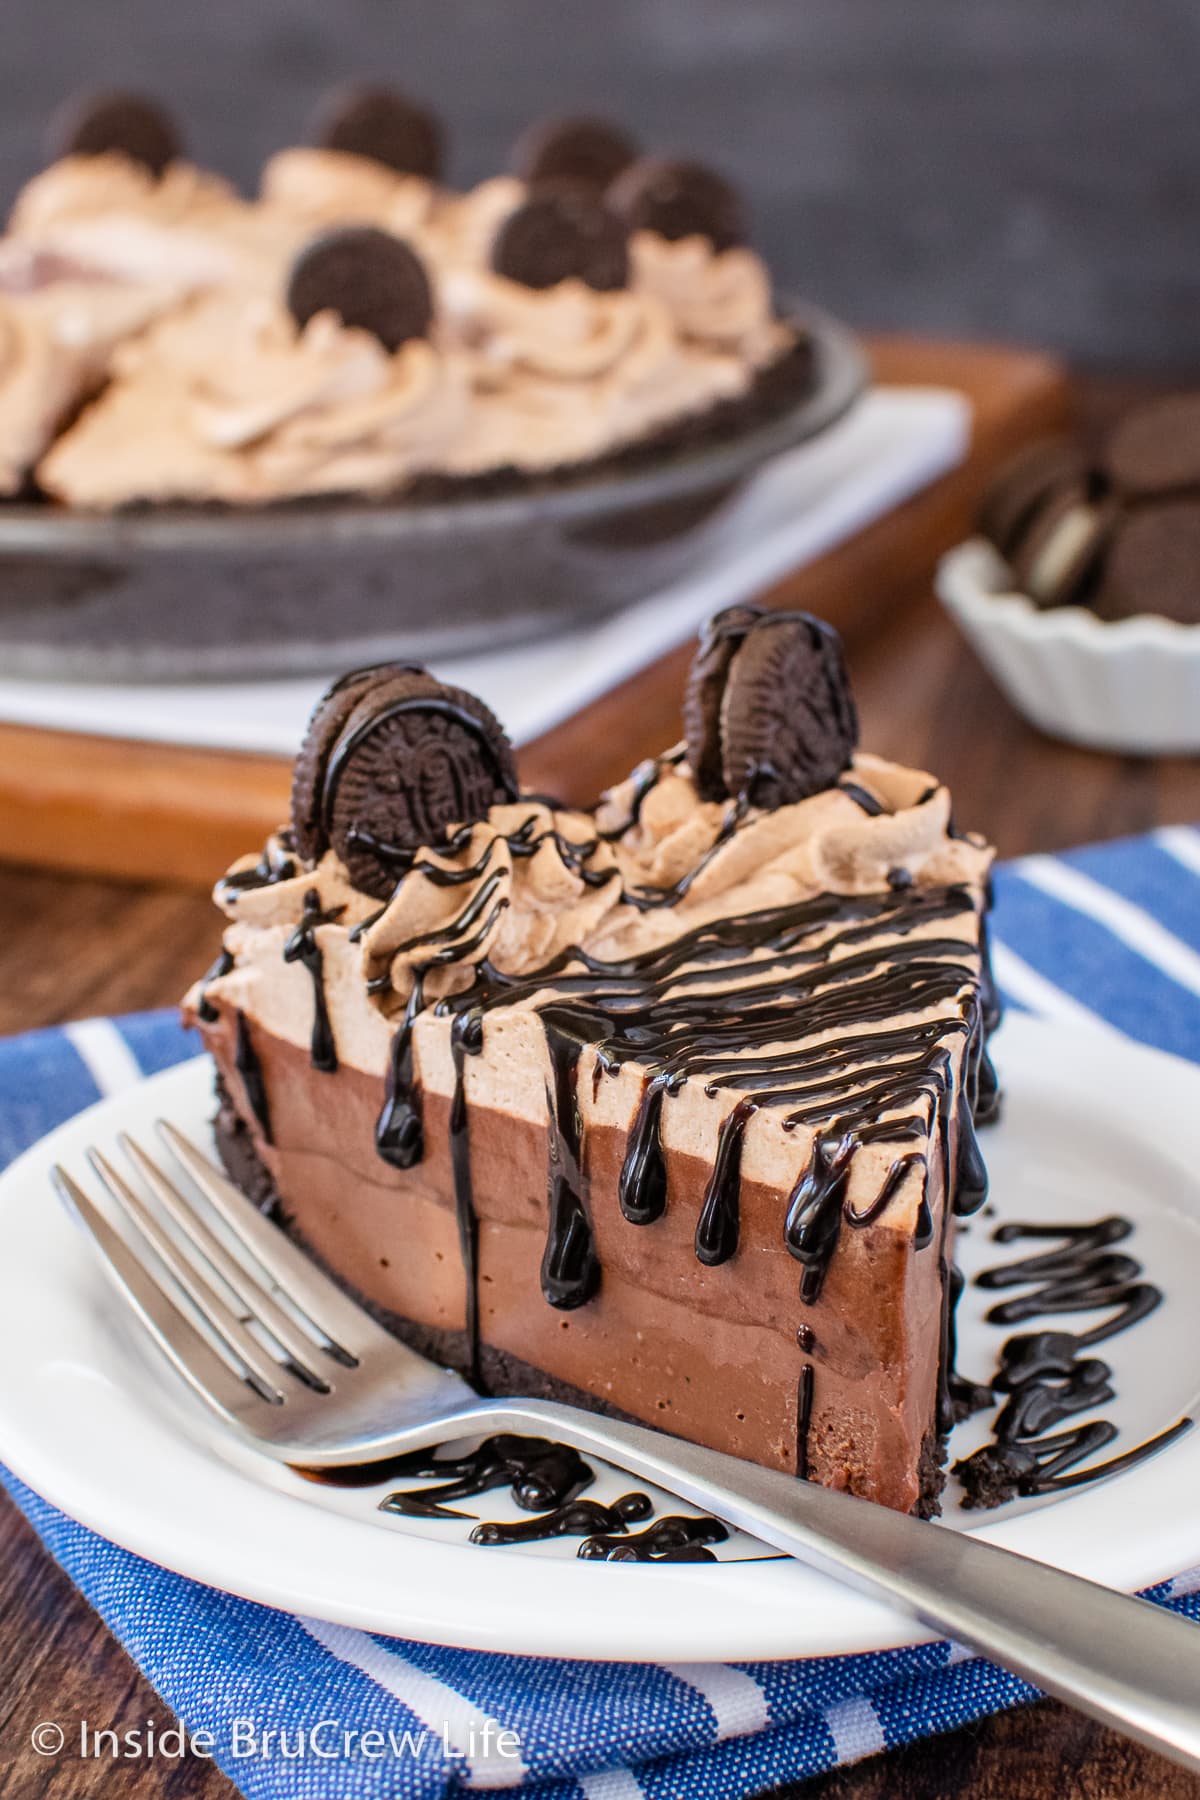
471;1492;652;1546
952;1088;989;1215
974;1044;1001;1126
196;948;234;1023
379;1433;592;1519
784;1135;854;1303
837;780;888;816
449;1010;484;1385
282;890;343;1073
943;1261;993;1427
621;794;748;911
506;812;616;891
578;1515;730;1561
375;974;426;1169
540;1013;600;1309
596;748;685;841
394;869;510;962
619;1071;674;1224
438;883;985;1336
216;846;296;903
696;1099;755;1264
234;1010;271;1143
796;1360;814;1479
954;1217;1189;1507
354;811;991;1377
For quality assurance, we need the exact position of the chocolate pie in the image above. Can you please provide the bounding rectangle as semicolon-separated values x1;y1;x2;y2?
184;612;999;1517
5;88;814;507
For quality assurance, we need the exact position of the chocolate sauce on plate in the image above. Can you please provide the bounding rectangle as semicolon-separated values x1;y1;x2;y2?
954;1217;1190;1506
362;1432;726;1558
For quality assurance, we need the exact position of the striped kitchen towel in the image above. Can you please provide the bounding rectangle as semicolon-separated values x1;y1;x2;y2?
1;825;1199;1800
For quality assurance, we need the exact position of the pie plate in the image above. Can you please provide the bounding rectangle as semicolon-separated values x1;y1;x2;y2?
0;1013;1197;1661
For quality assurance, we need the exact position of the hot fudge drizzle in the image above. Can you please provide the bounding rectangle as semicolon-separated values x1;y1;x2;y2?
364;1432;725;1558
356;787;995;1413
282;890;344;1073
954;1217;1191;1506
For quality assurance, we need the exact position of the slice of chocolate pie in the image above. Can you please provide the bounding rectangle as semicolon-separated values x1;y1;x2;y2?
184;611;999;1516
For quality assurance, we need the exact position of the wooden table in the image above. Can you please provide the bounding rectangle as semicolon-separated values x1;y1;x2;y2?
0;352;1198;1800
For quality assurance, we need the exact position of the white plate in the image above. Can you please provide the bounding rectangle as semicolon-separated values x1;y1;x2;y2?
1;1014;1198;1662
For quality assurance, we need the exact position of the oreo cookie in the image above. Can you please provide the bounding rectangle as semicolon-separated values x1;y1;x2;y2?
1009;490;1115;608
286;227;433;352
315;84;444;182
1092;502;1200;625
491;187;629;292
684;608;858;808
1102;394;1200;500
291;664;519;898
682;604;766;801
977;437;1090;561
606;157;746;253
510;115;639;192
50;90;181;178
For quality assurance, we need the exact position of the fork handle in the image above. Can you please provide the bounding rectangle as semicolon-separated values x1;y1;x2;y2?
443;1397;1200;1773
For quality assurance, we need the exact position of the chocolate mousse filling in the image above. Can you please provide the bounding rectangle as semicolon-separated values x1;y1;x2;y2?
186;616;998;1518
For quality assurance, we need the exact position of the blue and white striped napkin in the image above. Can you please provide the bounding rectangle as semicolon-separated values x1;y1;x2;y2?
2;825;1199;1800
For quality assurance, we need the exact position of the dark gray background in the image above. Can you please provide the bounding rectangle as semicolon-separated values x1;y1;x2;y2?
5;0;1199;370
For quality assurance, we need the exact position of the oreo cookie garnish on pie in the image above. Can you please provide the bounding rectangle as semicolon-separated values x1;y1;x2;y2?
491;186;629;292
49;90;181;178
314;83;444;182
606;156;746;253
286;226;433;352
509;115;639;192
684;607;859;808
291;664;519;899
682;603;768;801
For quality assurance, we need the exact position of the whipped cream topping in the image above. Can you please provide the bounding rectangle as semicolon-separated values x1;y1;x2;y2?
629;230;787;362
39;293;470;506
0;277;175;493
6;152;274;293
260;147;437;240
193;751;992;1091
40;272;765;503
7;149;802;506
436;279;750;476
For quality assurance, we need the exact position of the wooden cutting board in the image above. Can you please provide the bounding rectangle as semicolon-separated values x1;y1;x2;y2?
0;336;1069;888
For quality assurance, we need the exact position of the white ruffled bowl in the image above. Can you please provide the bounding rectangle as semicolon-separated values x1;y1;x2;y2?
935;537;1200;755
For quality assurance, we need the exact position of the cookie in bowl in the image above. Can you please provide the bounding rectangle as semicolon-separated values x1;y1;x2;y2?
936;401;1200;754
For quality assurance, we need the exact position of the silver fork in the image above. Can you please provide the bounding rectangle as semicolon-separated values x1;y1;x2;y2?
54;1123;1200;1774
